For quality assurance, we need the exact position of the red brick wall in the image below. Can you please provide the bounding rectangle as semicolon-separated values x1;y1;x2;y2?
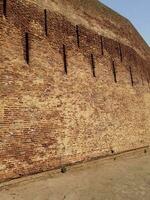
0;0;150;182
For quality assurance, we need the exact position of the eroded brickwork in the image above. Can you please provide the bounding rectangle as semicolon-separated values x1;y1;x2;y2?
0;0;150;182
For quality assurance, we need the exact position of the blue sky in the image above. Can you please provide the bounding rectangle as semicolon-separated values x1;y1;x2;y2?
100;0;150;45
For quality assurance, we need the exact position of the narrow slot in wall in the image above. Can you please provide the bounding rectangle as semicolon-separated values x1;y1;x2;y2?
44;9;48;36
63;44;67;74
76;25;80;47
118;43;123;62
25;32;29;64
3;0;7;17
140;71;144;86
100;36;104;56
146;72;150;86
129;66;134;86
112;60;117;83
91;54;96;77
141;61;145;85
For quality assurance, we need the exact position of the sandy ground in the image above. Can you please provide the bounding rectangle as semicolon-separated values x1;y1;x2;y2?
0;148;150;200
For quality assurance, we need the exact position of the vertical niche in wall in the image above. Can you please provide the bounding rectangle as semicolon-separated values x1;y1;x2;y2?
24;32;30;65
63;44;68;74
118;43;123;62
3;0;7;17
139;68;144;86
112;60;117;83
146;71;150;86
44;9;48;36
91;54;96;77
76;25;80;48
100;36;104;56
140;61;145;86
129;65;134;86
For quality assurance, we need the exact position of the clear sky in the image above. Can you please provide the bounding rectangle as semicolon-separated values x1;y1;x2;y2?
100;0;150;45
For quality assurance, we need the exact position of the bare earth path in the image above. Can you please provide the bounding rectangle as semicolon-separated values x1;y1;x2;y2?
0;149;150;200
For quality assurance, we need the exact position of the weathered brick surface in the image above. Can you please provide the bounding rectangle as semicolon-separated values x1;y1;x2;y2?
0;0;150;182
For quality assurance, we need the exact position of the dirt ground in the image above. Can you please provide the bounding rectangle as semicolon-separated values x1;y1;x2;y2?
0;148;150;200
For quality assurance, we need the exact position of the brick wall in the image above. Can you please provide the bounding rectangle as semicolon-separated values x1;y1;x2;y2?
0;0;150;182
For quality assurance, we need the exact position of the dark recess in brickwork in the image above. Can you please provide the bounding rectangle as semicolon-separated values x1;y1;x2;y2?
112;60;117;83
44;9;48;36
100;36;104;56
25;32;29;64
140;71;144;86
146;72;150;86
63;44;68;74
3;0;7;17
111;150;114;154
129;66;134;86
91;54;96;77
118;43;123;62
76;25;80;47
